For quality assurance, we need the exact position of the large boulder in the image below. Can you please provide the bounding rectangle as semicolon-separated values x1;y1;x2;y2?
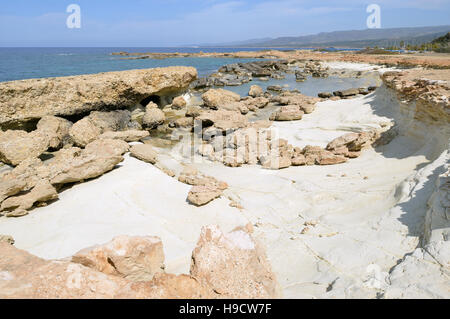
0;67;198;129
172;96;187;110
0;115;73;166
69;110;133;147
248;85;264;98
196;110;248;133
36;115;73;149
72;235;165;282
142;105;165;129
190;225;280;298
0;130;51;166
202;89;240;110
270;105;304;121
49;139;129;185
0;242;151;299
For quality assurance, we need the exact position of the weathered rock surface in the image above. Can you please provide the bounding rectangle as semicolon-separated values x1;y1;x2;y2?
180;167;228;206
130;144;158;164
249;85;264;98
69;110;134;147
72;235;165;282
0;226;279;299
171;96;187;110
0;235;14;245
202;89;240;110
270;105;304;121
196;110;248;133
99;130;149;142
190;225;280;298
0;180;58;217
0;116;73;166
0;67;198;129
142;106;166;129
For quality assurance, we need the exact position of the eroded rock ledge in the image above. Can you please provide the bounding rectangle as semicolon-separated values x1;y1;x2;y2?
0;225;280;299
0;67;197;130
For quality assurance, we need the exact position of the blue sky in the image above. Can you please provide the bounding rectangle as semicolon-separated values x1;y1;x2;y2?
0;0;449;46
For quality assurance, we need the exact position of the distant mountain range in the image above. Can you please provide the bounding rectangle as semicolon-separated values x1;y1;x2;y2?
199;25;450;48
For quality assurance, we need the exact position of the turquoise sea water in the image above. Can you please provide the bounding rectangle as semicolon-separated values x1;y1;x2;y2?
0;47;289;82
0;47;375;97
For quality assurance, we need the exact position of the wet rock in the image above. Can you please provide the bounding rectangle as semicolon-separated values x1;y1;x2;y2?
333;88;360;98
130;144;158;164
267;85;283;92
72;235;165;282
190;225;280;298
318;92;333;98
248;85;264;98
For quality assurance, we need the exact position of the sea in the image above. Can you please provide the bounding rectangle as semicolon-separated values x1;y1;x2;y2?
0;47;373;97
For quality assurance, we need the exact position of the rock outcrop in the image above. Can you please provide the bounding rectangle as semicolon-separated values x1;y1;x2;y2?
72;235;165;282
190;225;280;298
69;110;136;147
0;139;129;217
0;226;278;299
0;67;197;129
0;116;73;166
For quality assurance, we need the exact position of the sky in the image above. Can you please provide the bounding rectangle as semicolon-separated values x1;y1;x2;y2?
0;0;449;47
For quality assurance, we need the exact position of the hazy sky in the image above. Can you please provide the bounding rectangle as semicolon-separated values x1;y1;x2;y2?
1;0;449;46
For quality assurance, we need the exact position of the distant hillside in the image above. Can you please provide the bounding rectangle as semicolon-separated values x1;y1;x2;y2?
431;32;450;52
203;26;450;48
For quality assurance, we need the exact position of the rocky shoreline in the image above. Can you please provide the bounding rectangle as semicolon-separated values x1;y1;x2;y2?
0;53;448;299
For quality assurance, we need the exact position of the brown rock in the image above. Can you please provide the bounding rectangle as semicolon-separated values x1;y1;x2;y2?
172;96;187;110
72;235;165;282
130;144;158;164
142;107;165;129
1;180;58;217
0;235;14;245
270;105;304;121
69;110;133;147
36;116;73;149
187;185;223;206
49;139;128;185
99;130;149;142
0;67;198;129
190;225;280;298
202;89;240;110
0;130;51;166
0;243;151;299
248;85;264;98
